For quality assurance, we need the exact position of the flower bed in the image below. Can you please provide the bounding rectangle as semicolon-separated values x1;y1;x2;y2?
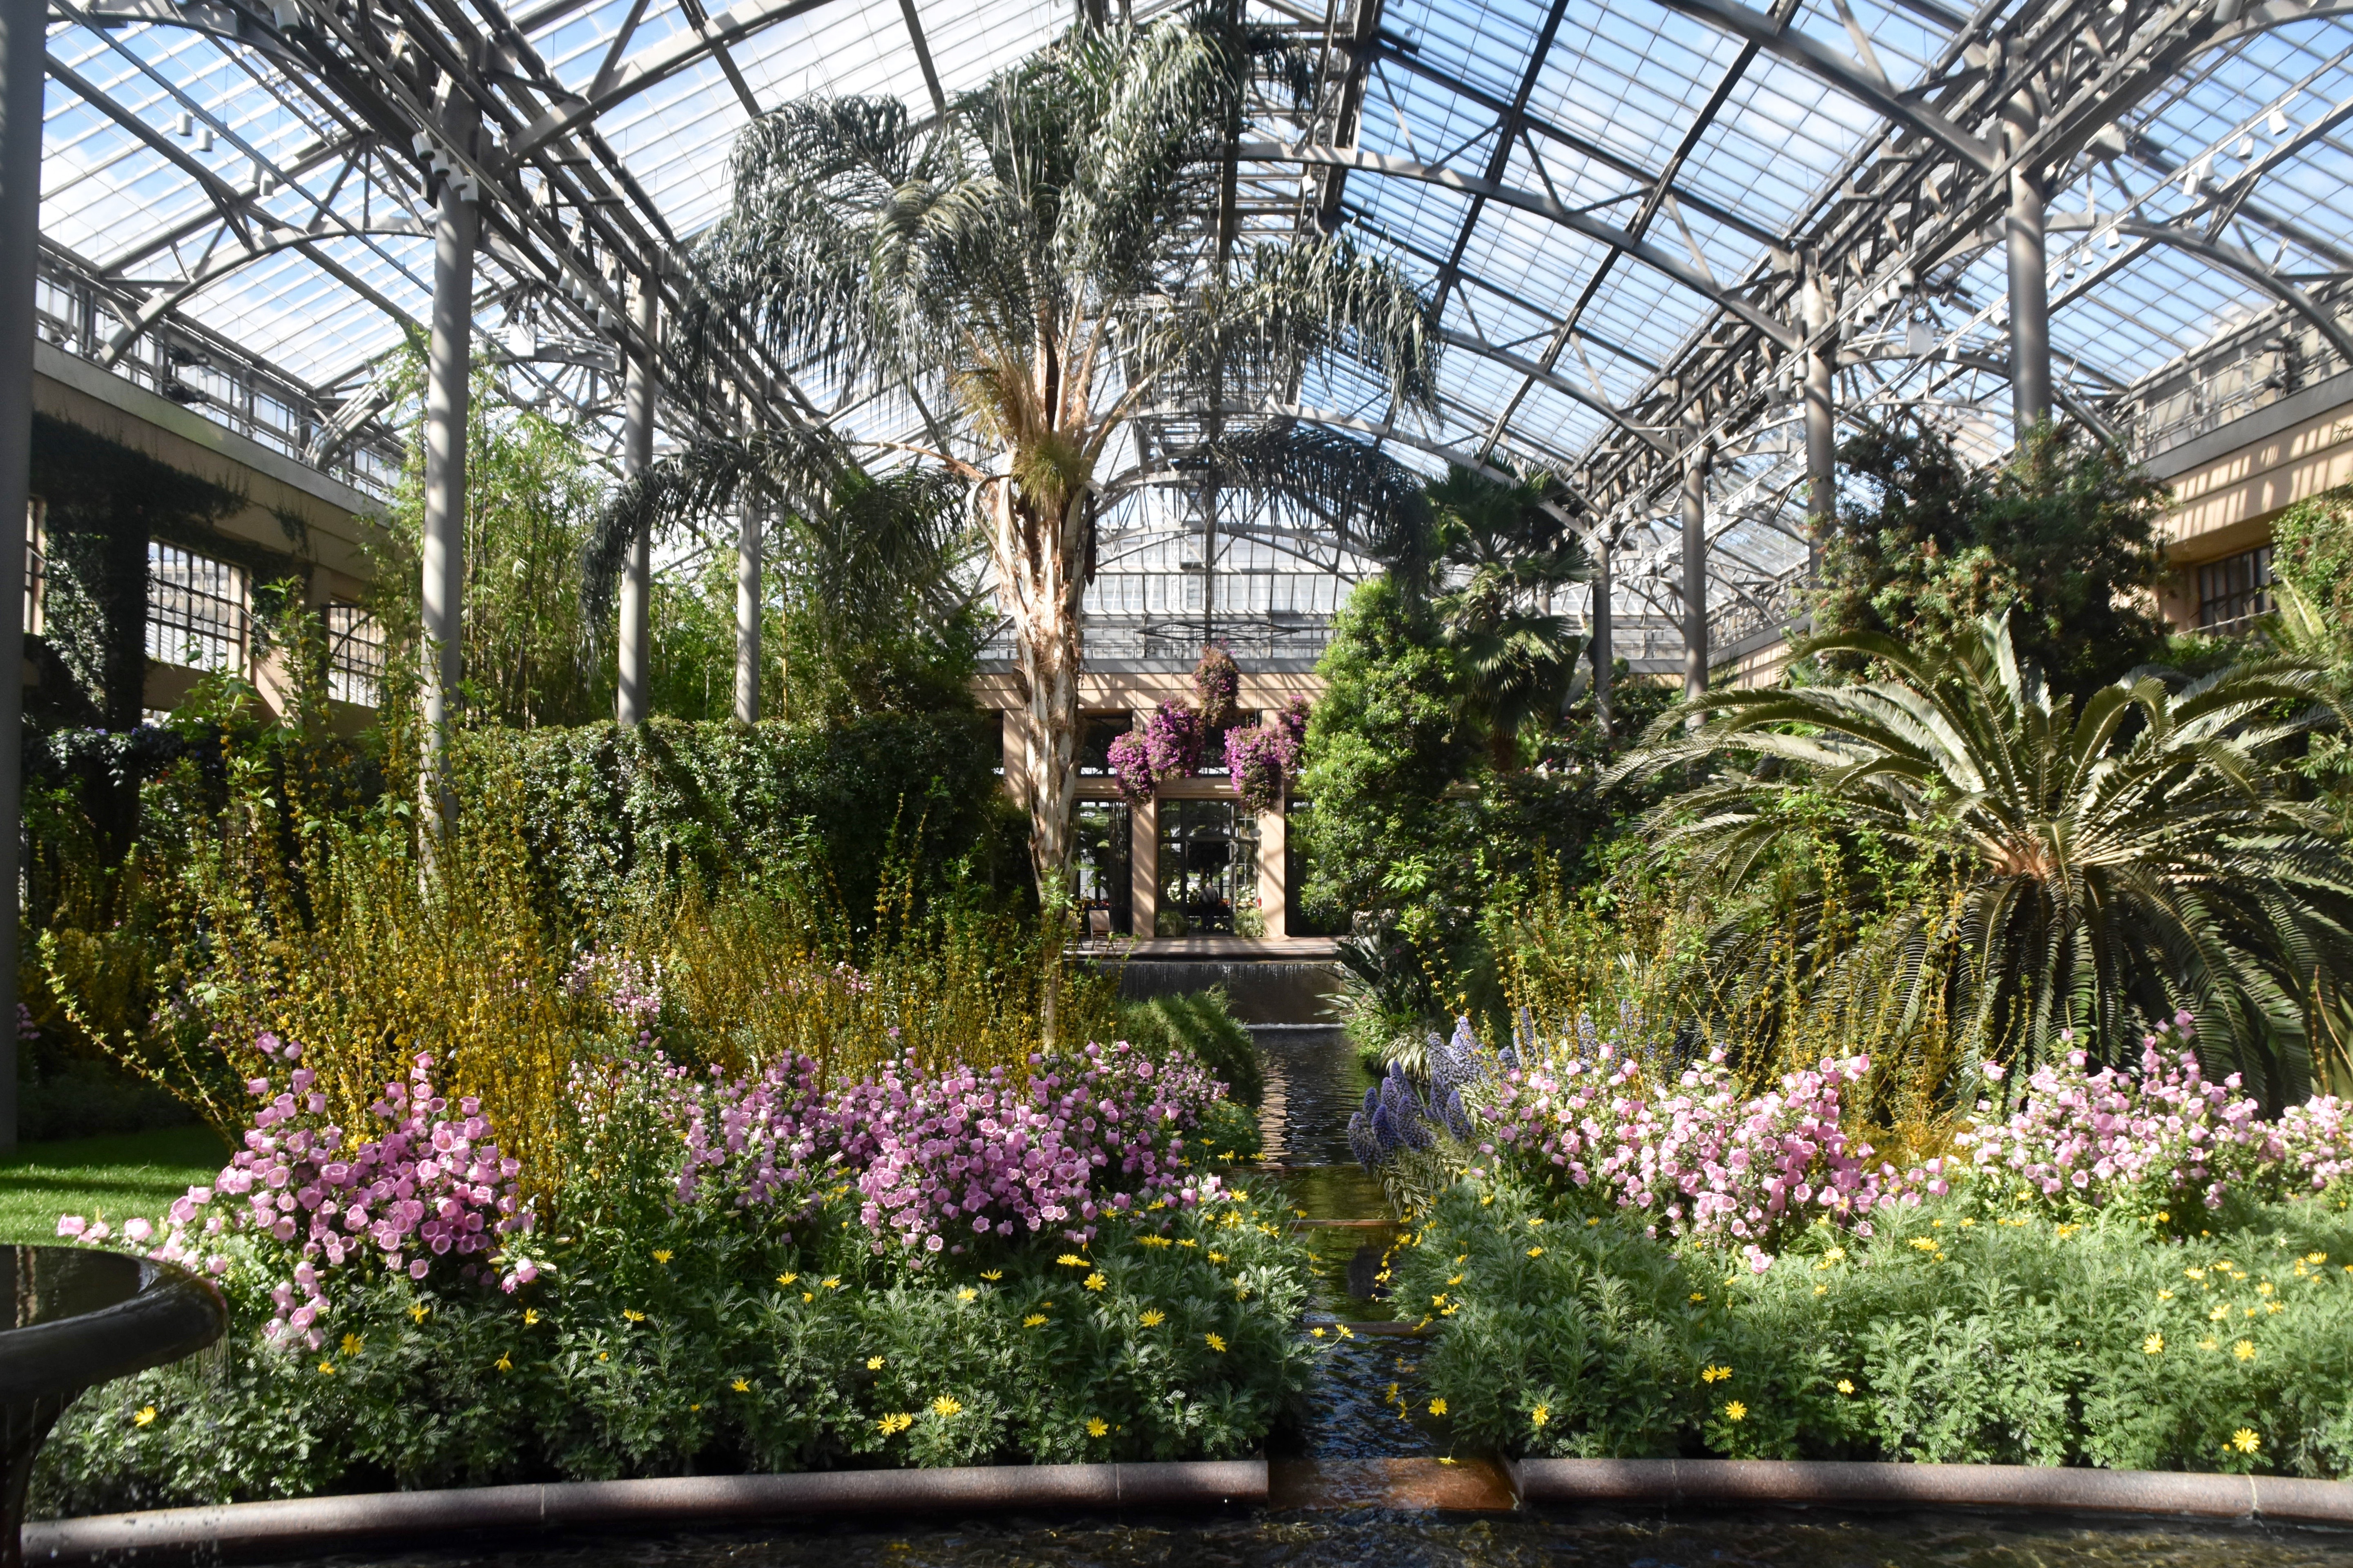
36;1034;1310;1513
1364;1014;2353;1474
1394;1176;2353;1472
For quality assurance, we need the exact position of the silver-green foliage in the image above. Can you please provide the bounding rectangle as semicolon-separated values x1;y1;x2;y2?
646;11;1439;892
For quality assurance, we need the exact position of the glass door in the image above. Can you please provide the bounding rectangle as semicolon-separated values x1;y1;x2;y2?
1074;801;1132;935
1156;797;1260;935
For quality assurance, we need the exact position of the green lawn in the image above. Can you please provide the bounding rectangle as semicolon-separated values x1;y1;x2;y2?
0;1125;231;1245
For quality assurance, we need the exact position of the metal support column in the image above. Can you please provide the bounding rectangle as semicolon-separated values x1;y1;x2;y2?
734;497;761;724
418;122;477;841
1589;532;1613;739
1682;433;1711;714
616;276;658;725
1801;254;1837;570
2004;94;2051;432
0;0;44;1149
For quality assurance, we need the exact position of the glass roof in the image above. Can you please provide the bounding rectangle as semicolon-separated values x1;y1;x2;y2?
33;0;2353;669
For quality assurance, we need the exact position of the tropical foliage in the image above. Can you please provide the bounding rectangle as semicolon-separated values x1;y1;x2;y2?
1413;465;1591;769
1613;611;2353;1101
1809;422;2170;696
626;11;1438;895
375;361;613;730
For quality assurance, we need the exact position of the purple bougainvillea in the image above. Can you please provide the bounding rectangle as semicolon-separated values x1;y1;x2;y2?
1192;645;1240;730
1107;727;1155;806
1141;699;1202;780
1223;696;1310;814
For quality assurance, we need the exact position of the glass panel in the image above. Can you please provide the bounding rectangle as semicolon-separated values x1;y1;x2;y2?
1073;801;1131;937
2197;544;2274;631
1156;797;1260;937
145;541;247;673
1077;713;1129;777
326;602;386;707
1194;712;1260;778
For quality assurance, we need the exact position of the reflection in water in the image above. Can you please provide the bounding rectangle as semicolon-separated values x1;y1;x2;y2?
1250;1025;1431;1456
308;1512;2353;1568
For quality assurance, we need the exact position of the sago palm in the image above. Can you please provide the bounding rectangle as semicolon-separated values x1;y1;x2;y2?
1611;611;2353;1102
611;11;1437;898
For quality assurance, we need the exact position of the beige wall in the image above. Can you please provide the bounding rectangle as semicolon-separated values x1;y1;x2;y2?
30;342;385;727
2152;381;2353;629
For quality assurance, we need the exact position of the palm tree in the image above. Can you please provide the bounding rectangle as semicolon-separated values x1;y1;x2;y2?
616;11;1437;900
1417;465;1590;769
1610;611;2353;1103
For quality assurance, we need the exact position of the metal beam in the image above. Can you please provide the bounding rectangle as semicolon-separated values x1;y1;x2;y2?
0;0;37;1147
510;0;836;158
1368;40;1784;247
2050;215;2353;369
1639;0;1998;172
1424;0;1572;322
419;149;476;842
1439;328;1673;454
97;218;429;368
897;0;948;118
1242;141;1799;348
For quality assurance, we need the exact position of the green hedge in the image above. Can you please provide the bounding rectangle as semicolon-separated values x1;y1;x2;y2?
445;713;1027;927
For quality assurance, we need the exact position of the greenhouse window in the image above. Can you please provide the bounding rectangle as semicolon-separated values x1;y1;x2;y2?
326;603;385;707
2195;544;2273;632
146;541;248;674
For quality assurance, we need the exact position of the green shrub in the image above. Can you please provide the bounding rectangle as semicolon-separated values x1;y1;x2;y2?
1394;1173;2353;1474
448;713;1026;933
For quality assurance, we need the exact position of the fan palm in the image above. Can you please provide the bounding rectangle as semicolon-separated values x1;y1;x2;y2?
613;11;1438;899
1417;465;1590;768
1610;611;2353;1102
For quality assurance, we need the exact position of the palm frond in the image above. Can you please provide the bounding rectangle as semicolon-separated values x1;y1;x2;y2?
583;426;859;627
1203;421;1435;559
1185;234;1440;414
1616;608;2353;1096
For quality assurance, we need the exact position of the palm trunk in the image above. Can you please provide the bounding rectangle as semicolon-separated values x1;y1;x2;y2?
993;480;1090;1047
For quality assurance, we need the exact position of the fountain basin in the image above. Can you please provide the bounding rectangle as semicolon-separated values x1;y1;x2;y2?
0;1247;225;1568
